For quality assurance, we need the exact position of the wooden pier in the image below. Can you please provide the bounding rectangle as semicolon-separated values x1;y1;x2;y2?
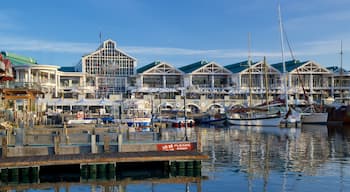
0;151;208;168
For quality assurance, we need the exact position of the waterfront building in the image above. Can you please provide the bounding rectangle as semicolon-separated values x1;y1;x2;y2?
135;61;183;96
327;66;350;101
77;39;137;98
225;60;281;104
179;60;232;97
1;51;59;98
271;60;332;103
57;67;85;99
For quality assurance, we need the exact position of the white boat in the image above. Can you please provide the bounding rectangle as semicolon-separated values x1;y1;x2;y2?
125;117;151;127
301;112;328;125
227;112;282;127
159;117;195;128
67;119;96;125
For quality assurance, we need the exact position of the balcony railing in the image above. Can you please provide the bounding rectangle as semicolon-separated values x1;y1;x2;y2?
0;82;42;90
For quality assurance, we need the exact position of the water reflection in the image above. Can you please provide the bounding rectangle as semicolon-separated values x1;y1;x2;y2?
200;125;350;192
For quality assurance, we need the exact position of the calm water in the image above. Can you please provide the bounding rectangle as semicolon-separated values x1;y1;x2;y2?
2;125;350;192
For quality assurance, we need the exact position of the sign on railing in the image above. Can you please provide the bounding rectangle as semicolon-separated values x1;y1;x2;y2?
157;142;195;151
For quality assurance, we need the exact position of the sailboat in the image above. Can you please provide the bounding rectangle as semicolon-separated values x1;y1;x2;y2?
276;4;302;127
275;5;327;125
227;56;282;126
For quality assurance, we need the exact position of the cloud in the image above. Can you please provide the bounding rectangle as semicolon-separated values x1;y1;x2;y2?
0;35;347;63
0;36;96;53
122;46;281;59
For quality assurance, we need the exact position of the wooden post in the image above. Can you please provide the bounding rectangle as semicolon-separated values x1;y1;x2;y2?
2;137;7;158
91;134;97;153
64;123;69;144
118;134;123;152
196;128;202;152
104;135;110;153
54;135;60;155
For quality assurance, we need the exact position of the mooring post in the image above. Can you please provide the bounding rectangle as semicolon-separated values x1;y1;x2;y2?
104;135;110;153
64;122;69;145
2;137;7;158
118;133;123;152
54;135;60;155
196;127;202;152
91;134;97;153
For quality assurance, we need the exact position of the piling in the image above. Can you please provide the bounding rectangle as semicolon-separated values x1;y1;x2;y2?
30;167;39;183
81;165;88;180
8;168;19;183
170;161;177;176
97;164;106;179
107;163;115;179
19;167;30;183
89;164;97;180
177;161;186;176
1;169;8;182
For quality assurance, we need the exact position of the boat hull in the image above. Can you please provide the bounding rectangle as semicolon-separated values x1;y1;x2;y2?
301;113;328;125
201;118;227;125
227;115;282;127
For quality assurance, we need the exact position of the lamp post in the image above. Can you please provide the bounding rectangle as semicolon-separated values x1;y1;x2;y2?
184;89;188;141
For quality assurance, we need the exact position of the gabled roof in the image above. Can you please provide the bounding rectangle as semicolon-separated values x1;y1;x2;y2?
179;60;209;73
225;60;256;73
1;51;37;66
84;39;137;62
271;60;307;73
137;61;161;73
59;66;76;72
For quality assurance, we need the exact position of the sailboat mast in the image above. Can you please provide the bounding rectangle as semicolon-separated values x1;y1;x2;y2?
248;33;253;108
340;40;343;102
278;4;289;111
264;57;270;111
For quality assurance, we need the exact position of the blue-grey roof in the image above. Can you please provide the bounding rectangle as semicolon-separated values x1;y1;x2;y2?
179;60;209;73
137;61;161;73
59;66;76;72
271;60;308;73
326;66;348;73
225;60;256;73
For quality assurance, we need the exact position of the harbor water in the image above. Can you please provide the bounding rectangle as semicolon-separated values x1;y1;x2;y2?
1;124;350;192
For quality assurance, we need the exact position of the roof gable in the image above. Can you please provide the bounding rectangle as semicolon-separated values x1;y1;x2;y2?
137;61;183;74
192;61;232;74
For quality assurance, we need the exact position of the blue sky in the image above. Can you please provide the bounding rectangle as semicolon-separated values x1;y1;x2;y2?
1;0;350;69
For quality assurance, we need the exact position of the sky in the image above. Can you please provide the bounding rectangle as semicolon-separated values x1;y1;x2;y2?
1;0;350;69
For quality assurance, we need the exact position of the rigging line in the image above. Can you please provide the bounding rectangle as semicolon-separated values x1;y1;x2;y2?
282;24;296;61
280;10;308;102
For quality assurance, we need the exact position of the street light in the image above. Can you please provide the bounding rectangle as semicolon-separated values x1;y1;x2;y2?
183;89;188;141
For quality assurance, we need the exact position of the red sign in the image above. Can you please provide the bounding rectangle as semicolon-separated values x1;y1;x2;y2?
157;142;195;151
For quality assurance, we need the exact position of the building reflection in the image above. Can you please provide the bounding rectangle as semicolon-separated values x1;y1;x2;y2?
200;124;350;181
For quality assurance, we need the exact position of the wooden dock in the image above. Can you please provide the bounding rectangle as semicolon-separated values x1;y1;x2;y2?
0;151;208;168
